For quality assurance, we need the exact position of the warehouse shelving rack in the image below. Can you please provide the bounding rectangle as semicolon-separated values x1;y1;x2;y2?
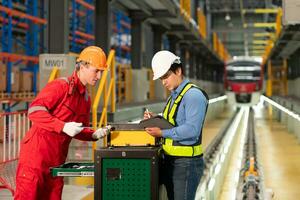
111;10;132;104
116;63;132;103
0;0;47;110
112;10;131;64
69;0;95;53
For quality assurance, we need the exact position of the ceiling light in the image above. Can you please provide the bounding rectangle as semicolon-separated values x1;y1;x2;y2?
225;13;231;21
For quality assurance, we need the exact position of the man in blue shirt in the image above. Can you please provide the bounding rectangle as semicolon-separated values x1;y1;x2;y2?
144;50;208;200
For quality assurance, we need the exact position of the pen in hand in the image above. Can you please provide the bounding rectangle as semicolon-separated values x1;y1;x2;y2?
145;108;151;118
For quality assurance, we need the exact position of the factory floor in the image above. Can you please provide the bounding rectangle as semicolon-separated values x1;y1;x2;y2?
216;105;300;200
0;185;93;200
255;108;300;199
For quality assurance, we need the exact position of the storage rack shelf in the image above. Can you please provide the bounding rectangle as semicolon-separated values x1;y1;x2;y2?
0;0;46;110
111;10;131;64
70;0;95;53
111;10;132;104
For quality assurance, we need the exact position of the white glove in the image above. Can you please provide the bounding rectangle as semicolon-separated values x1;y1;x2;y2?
63;122;84;137
92;125;111;140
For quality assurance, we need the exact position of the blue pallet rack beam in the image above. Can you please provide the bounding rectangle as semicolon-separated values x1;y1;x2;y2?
70;0;95;53
1;1;46;94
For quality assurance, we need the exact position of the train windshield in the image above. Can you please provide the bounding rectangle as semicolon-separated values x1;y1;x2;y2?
226;61;261;83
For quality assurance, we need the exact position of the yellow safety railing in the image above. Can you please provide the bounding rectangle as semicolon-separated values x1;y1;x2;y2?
48;66;60;82
261;8;282;65
275;8;282;38
213;32;218;52
147;69;155;100
126;67;132;103
266;60;272;97
116;63;132;103
180;0;191;21
180;0;231;61
92;49;116;148
212;32;231;62
197;8;207;39
261;39;274;66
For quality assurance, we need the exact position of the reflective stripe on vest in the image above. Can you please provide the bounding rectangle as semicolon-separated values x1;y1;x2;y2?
162;83;205;157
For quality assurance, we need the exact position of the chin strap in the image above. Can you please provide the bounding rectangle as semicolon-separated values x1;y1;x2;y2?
68;72;76;95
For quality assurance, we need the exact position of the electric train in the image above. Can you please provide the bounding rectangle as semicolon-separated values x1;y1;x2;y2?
224;57;262;106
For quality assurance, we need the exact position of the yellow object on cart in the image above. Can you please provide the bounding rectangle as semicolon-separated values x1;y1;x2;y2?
108;123;159;147
110;130;157;146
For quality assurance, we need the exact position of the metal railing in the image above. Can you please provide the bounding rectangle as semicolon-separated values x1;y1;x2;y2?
91;50;115;148
48;66;60;82
0;111;30;195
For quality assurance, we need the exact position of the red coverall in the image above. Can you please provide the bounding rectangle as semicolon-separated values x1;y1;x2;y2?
14;73;96;200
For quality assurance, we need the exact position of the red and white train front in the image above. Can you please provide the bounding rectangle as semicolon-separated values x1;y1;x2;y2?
224;58;262;106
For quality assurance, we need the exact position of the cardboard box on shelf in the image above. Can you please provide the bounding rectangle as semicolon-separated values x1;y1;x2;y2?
20;71;33;92
11;67;20;92
0;62;7;92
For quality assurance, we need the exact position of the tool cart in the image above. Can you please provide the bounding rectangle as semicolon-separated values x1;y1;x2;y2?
51;123;161;200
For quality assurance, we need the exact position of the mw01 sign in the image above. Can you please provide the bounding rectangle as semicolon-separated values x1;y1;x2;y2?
39;54;69;70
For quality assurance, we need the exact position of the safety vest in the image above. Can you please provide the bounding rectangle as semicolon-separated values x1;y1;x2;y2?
162;82;208;157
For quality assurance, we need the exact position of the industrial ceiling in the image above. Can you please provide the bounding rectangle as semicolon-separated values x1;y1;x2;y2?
207;0;282;57
113;0;287;58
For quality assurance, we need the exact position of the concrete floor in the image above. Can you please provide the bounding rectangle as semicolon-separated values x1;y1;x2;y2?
256;108;300;199
0;185;93;200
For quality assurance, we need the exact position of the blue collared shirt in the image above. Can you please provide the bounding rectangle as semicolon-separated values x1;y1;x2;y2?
162;79;208;145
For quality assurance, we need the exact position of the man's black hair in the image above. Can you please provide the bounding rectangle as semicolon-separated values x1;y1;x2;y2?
169;62;185;76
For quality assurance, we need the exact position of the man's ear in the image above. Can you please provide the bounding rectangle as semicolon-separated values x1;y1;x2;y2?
79;63;86;71
176;67;182;75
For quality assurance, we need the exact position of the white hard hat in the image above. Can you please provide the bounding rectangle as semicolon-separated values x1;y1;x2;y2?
151;50;181;80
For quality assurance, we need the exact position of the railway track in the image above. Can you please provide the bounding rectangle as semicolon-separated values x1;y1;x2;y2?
196;107;264;200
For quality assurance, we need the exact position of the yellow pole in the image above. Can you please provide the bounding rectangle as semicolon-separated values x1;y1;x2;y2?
266;60;272;97
283;59;288;96
267;61;273;118
48;66;60;82
275;8;282;38
111;55;116;112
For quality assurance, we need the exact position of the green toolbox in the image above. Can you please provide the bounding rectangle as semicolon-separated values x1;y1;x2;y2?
94;147;160;200
50;162;94;177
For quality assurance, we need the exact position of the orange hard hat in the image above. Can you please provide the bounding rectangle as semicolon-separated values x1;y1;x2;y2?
77;46;107;70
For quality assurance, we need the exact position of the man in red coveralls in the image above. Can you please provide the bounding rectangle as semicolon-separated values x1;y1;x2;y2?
14;46;110;200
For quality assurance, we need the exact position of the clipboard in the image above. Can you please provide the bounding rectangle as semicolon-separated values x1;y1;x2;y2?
139;115;174;129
